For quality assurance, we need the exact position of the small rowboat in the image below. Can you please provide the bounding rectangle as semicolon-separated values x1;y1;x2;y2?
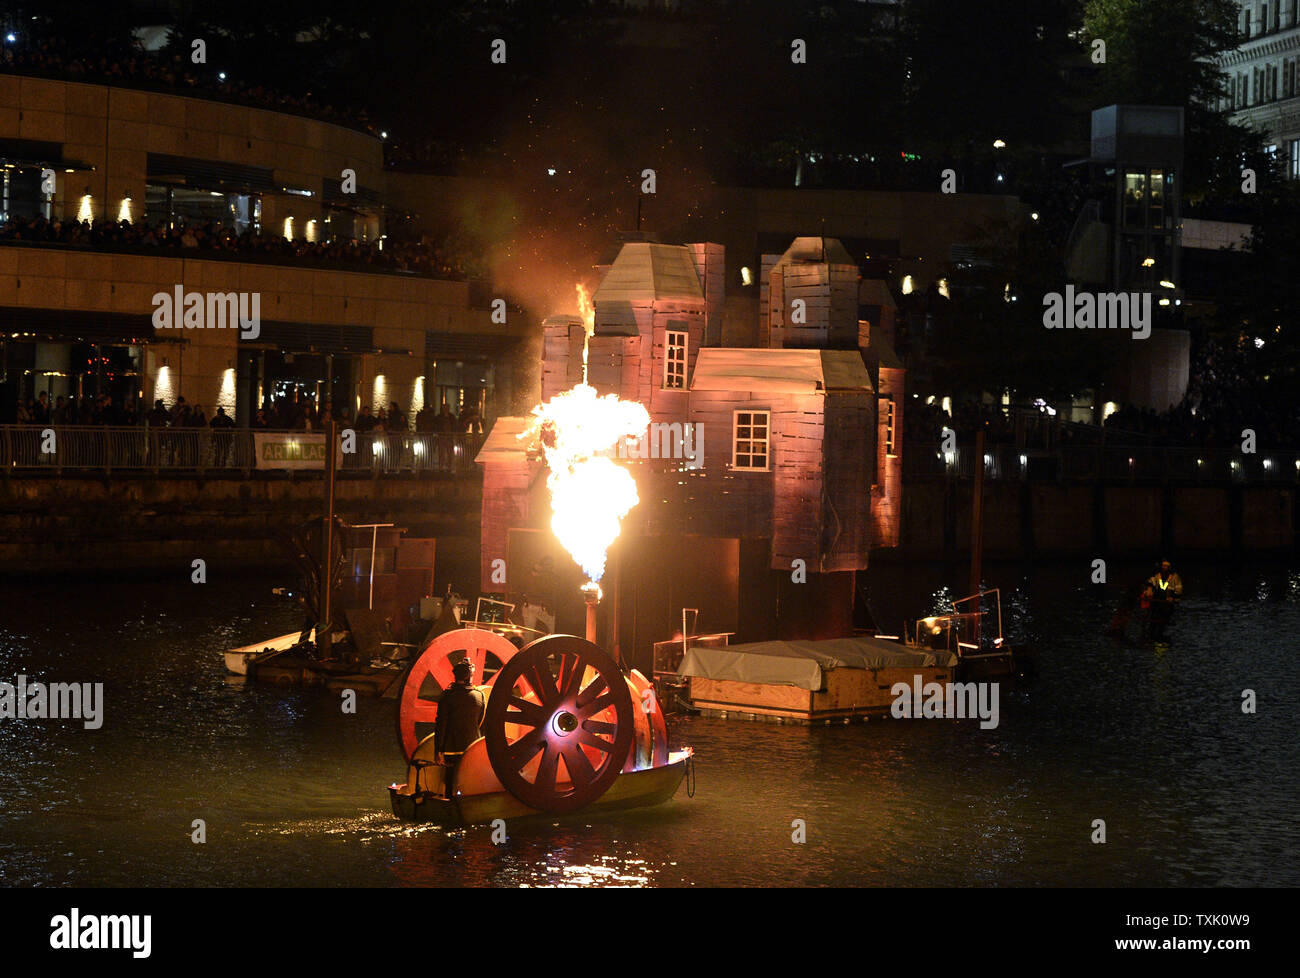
387;629;692;826
223;629;313;676
390;749;692;825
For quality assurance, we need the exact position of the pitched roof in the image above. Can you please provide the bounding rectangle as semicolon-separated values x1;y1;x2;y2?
774;236;856;267
691;349;873;394
593;242;704;305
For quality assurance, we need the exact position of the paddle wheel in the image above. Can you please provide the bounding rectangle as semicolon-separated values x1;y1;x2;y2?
389;627;688;824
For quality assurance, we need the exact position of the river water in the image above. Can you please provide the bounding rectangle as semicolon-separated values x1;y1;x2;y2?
1;559;1296;887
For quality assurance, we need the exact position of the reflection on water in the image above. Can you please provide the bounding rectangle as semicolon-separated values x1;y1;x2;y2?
1;559;1297;887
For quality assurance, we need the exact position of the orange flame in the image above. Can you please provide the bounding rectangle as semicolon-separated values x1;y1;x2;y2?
576;283;595;383
522;382;649;584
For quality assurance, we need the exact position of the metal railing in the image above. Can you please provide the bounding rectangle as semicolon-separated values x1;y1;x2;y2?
905;442;1300;485
0;425;481;476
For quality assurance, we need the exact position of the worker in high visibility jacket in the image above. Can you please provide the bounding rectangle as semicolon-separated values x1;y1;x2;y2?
1143;559;1183;640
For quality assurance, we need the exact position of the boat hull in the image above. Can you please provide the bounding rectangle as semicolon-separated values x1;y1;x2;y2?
389;752;691;825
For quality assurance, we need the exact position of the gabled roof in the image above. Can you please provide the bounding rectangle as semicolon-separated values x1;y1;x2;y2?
593;242;704;305
774;236;856;267
691;349;873;395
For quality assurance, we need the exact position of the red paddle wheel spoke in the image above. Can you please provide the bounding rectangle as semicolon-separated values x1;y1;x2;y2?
395;629;519;761
484;635;634;814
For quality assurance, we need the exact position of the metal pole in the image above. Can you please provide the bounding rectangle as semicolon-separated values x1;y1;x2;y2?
369;524;378;611
319;417;337;658
970;424;985;599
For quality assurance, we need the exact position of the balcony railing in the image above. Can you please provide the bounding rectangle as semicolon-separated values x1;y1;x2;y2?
905;443;1300;485
0;426;481;476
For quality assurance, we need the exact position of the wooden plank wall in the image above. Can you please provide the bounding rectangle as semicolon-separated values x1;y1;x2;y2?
770;393;825;569
822;392;874;571
480;459;535;591
768;261;860;349
648;302;705;416
542;321;585;401
758;254;780;347
689;242;726;345
872;364;905;549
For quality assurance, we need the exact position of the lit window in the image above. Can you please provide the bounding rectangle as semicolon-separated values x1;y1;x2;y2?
664;329;687;390
732;410;770;471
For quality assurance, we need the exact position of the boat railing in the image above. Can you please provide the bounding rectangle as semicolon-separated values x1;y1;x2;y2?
910;589;1009;659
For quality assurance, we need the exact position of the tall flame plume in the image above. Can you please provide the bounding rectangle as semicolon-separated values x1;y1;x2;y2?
523;379;648;585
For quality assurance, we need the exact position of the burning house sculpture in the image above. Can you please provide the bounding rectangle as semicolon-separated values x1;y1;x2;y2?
477;237;905;675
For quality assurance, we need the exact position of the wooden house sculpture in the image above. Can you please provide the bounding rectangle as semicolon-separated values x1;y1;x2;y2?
477;237;905;673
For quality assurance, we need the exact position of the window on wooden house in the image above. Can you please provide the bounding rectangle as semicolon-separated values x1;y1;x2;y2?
664;329;688;389
732;410;770;471
883;398;897;457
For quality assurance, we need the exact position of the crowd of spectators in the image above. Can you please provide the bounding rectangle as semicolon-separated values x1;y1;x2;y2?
1;33;378;136
14;391;488;438
0;214;468;279
904;399;1015;445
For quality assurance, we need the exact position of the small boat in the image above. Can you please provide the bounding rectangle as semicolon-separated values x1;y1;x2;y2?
390;749;692;825
223;629;312;677
387;628;692;825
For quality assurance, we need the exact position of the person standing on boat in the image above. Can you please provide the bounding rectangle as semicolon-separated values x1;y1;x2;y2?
1144;559;1183;640
435;658;485;797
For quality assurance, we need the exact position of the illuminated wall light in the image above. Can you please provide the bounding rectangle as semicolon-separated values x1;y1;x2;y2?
1103;401;1119;420
117;195;133;223
155;363;175;406
741;266;753;286
77;193;93;223
372;374;387;410
941;396;952;415
1142;257;1156;267
937;278;950;299
410;375;425;422
305;218;318;243
901;274;914;295
218;367;237;416
283;216;294;241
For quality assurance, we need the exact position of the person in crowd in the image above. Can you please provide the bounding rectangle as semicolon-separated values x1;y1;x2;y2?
146;399;171;427
388;401;407;432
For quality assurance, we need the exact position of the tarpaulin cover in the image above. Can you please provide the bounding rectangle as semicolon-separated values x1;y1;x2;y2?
677;636;956;692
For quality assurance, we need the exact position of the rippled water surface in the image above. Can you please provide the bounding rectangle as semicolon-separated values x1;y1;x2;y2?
1;560;1296;887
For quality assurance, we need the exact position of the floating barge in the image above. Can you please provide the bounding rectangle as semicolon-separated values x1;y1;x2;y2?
679;635;955;723
675;589;1025;723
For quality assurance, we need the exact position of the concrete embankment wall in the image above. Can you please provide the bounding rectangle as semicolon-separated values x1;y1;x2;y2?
2;476;1292;574
0;475;483;577
899;482;1296;558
